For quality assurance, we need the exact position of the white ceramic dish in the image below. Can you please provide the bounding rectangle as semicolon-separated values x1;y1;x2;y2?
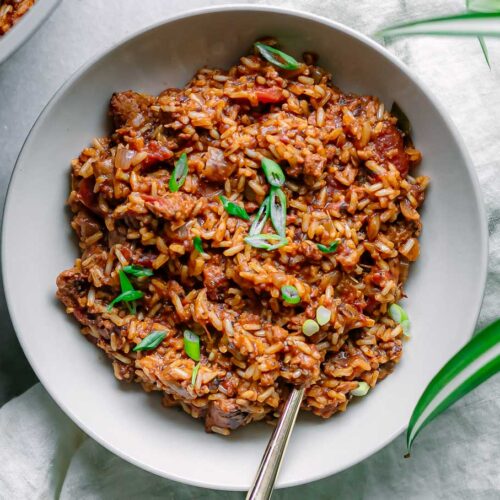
2;5;488;491
0;0;60;65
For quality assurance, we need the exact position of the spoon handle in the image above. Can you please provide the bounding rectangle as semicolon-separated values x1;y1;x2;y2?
246;387;305;500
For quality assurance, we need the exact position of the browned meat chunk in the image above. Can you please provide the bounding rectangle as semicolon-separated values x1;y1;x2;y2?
201;147;236;181
140;193;198;221
205;398;250;432
373;123;409;177
303;153;326;178
71;210;101;240
110;91;154;129
203;258;229;301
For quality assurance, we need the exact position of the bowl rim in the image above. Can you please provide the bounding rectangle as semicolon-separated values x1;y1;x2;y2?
2;3;489;490
0;0;61;66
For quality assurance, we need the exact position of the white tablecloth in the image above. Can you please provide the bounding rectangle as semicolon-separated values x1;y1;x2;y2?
1;0;500;498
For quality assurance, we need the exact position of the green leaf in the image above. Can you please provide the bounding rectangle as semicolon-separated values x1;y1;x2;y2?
254;42;300;70
407;318;500;450
193;236;204;254
183;330;201;361
269;187;287;237
249;196;270;236
107;290;144;311
390;102;412;136
219;195;250;220
133;330;167;352
169;153;189;192
191;362;201;386
317;240;339;254
119;269;134;292
244;233;288;251
122;265;153;278
261;157;285;187
467;0;500;13
377;12;500;39
477;36;491;67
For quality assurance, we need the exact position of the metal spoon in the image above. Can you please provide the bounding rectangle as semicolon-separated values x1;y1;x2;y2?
246;387;305;500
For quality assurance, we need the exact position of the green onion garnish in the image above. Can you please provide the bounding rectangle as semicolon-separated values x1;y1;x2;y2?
107;290;144;311
244;234;288;250
317;241;339;254
169;153;189;192
133;330;166;352
302;319;320;336
219;195;250;220
249;196;270;236
119;269;134;292
351;381;370;397
281;285;301;304
183;330;201;361
389;303;410;336
191;362;201;386
254;42;300;70
316;305;331;326
122;265;153;278
261;157;285;187
270;187;287;237
193;236;204;254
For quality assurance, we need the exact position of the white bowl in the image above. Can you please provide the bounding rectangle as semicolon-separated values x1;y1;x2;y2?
0;0;60;65
2;5;488;491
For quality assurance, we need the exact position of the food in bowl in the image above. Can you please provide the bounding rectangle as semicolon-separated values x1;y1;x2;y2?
0;0;36;35
56;39;428;435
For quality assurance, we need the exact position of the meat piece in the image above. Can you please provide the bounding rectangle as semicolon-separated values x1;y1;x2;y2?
372;123;409;177
140;193;198;221
205;398;250;432
141;140;173;169
56;269;117;338
303;153;326;178
203;258;229;301
201;147;236;181
110;91;154;129
76;178;104;215
71;210;101;240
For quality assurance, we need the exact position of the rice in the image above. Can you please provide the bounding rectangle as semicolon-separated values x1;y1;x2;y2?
56;40;427;433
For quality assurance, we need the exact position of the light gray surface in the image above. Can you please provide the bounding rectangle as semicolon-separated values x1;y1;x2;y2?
1;0;500;498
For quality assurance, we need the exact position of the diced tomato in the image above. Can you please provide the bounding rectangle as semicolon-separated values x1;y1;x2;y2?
255;87;285;104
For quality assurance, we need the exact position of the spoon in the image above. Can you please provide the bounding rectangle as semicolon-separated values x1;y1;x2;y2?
246;387;305;500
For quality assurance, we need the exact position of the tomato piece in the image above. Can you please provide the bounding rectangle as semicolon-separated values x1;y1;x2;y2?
255;87;285;104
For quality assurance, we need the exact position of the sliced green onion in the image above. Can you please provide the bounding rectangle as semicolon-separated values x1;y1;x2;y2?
281;285;301;304
193;236;204;254
390;102;411;136
317;240;339;254
401;319;411;337
169;153;188;192
122;265;153;278
302;319;320;336
316;305;332;326
183;330;201;361
191;362;201;386
351;381;370;397
107;290;144;311
133;330;166;352
261;157;285;187
219;195;250;220
270;187;287;237
389;303;409;323
119;269;134;292
249;196;270;236
254;42;300;70
244;234;288;250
